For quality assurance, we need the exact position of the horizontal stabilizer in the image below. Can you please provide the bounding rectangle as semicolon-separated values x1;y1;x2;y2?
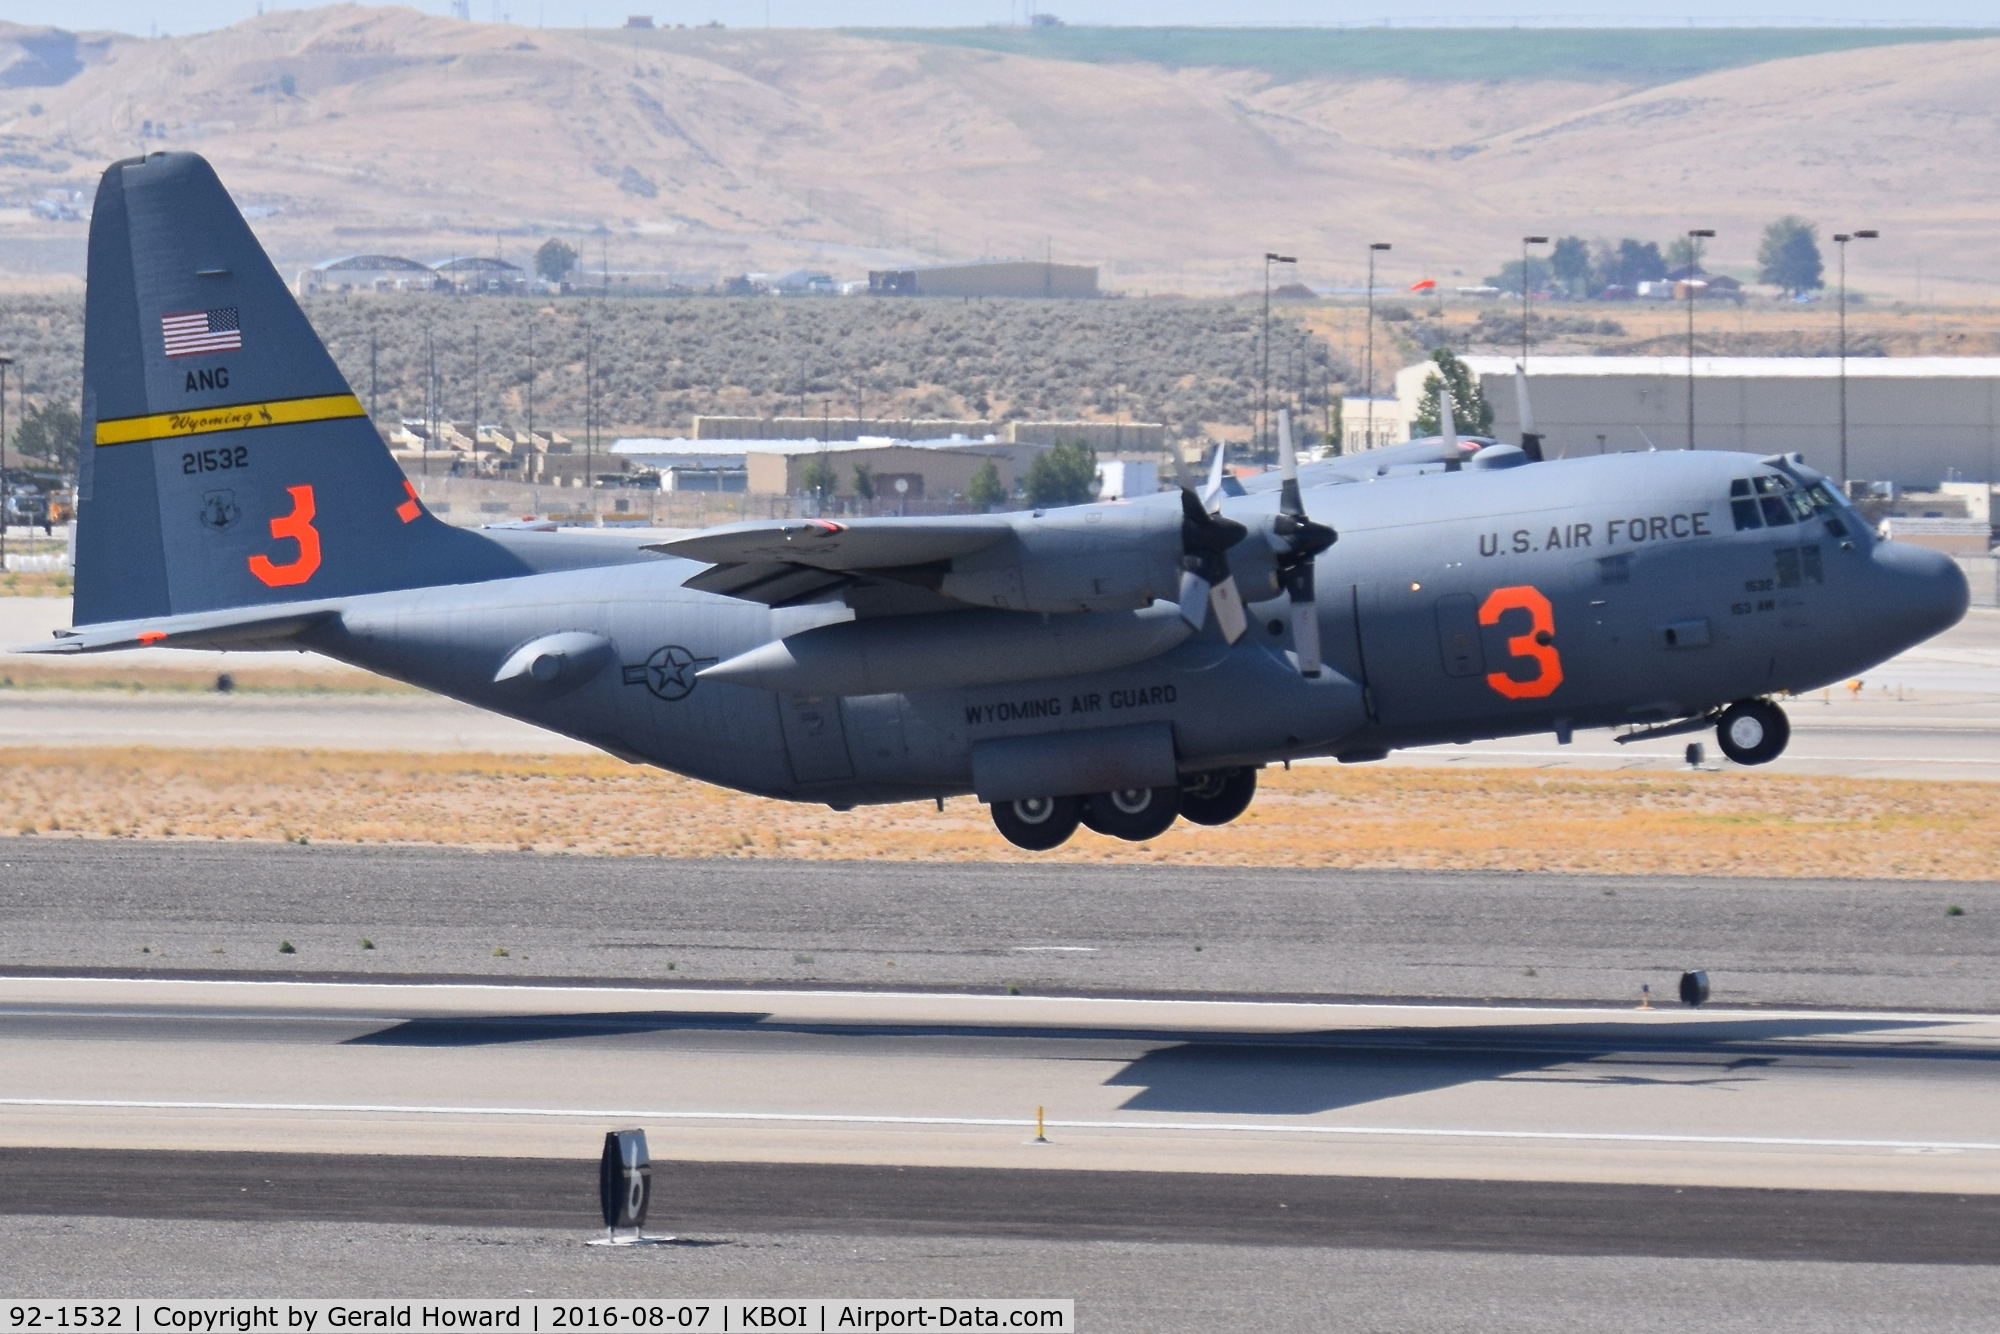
13;601;341;655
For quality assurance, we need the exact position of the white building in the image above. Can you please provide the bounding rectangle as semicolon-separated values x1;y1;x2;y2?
1389;357;2000;490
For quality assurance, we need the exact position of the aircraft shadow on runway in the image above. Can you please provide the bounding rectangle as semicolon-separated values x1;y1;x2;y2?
1102;1018;1973;1115
339;1011;1982;1116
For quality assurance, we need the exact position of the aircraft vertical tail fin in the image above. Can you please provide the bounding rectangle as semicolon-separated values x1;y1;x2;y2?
74;151;520;627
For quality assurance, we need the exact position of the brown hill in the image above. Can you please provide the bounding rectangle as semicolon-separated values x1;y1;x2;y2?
0;8;1996;300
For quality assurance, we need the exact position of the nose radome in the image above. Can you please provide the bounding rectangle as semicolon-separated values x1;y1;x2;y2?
1870;540;1970;648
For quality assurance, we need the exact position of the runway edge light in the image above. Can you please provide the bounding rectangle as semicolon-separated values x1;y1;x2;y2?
590;1127;671;1246
1680;971;1712;1007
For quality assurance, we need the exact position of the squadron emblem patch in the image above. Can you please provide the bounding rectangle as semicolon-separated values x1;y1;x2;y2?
197;489;241;533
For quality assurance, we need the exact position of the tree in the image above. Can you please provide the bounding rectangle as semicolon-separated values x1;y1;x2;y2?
966;457;1006;511
798;455;837;503
1599;239;1666;289
1410;348;1492;438
11;399;80;475
1550;236;1592;297
535;238;578;285
851;461;876;501
1758;216;1824;295
1483;256;1553;296
1023;439;1098;508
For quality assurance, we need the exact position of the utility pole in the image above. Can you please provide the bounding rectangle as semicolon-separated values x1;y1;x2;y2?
1365;243;1391;450
0;355;11;566
1835;230;1879;489
1261;252;1295;459
1685;229;1715;450
1520;235;1548;373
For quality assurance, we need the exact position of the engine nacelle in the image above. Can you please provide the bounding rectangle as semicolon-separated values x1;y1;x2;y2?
941;503;1182;613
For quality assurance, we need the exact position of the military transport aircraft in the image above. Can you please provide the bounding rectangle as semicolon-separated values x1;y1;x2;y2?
18;152;1970;849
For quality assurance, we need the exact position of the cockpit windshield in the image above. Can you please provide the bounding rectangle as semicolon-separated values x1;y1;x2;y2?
1730;472;1847;533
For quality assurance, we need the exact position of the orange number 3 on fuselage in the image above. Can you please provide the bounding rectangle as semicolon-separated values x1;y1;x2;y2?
1479;584;1562;700
248;484;322;588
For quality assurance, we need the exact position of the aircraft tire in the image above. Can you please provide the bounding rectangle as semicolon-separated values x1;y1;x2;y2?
1715;698;1790;766
1179;767;1257;826
1081;786;1181;842
990;795;1084;851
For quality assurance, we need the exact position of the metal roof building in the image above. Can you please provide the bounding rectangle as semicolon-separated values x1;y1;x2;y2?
1395;356;2000;490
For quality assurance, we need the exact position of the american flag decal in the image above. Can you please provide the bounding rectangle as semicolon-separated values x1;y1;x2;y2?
161;307;242;358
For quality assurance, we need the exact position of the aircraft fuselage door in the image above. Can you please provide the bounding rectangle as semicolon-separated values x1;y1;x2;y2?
779;692;854;785
1435;593;1487;678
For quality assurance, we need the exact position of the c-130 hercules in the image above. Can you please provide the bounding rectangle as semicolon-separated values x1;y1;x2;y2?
22;153;1969;849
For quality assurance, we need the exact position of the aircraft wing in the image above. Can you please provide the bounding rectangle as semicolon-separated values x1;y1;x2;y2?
10;601;342;654
646;517;1015;609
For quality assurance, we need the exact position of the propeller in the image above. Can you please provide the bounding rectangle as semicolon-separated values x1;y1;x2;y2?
1513;364;1545;462
1268;409;1338;676
1174;445;1250;644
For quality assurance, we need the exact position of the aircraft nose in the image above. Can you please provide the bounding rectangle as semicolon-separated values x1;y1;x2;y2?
1867;540;1969;648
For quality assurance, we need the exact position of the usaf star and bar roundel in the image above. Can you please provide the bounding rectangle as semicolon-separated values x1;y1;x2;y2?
162;307;242;358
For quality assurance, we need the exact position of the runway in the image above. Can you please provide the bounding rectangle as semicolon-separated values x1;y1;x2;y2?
2;840;1997;1009
2;851;1997;1320
2;977;1998;1195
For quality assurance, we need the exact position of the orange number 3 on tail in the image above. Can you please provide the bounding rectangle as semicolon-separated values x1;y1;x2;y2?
248;484;322;588
1479;584;1562;700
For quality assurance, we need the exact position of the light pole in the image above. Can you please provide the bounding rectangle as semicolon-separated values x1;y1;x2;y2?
1834;229;1878;489
1365;242;1391;450
0;354;11;566
1261;252;1295;459
1685;228;1714;450
1520;236;1548;373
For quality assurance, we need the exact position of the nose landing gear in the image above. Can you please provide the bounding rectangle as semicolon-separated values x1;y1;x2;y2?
1715;698;1790;766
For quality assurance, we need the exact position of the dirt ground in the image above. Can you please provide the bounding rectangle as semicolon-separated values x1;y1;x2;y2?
0;746;1992;880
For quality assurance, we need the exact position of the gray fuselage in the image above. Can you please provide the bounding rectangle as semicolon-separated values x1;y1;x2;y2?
298;448;1967;808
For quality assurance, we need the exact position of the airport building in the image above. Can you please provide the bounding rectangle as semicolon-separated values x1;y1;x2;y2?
1420;356;2000;491
692;415;1165;452
867;260;1099;299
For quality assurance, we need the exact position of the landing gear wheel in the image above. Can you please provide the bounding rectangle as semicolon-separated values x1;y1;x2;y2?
990;795;1083;851
1715;699;1790;766
1179;767;1258;827
1081;786;1181;842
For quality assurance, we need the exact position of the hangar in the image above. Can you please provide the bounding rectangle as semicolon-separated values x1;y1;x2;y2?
1427;356;2000;491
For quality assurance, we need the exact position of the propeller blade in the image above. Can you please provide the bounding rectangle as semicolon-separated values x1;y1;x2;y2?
1209;576;1249;645
1178;485;1248;637
1281;559;1322;675
1202;442;1229;508
1177;569;1212;630
1514;363;1545;462
1268;415;1337;676
1277;409;1303;519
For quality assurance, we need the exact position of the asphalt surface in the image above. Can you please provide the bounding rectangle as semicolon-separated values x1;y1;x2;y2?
1;839;1993;1009
3;1148;1995;1264
9;1216;1998;1334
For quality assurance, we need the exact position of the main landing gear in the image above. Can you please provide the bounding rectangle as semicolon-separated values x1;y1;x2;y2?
987;767;1259;850
1715;698;1790;766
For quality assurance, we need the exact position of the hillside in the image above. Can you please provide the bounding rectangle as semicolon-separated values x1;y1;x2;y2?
1;10;1998;300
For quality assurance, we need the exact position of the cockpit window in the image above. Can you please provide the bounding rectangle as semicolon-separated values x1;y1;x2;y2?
1730;478;1762;530
1733;473;1851;536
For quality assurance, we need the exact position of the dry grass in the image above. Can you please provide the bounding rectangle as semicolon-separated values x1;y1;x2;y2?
0;661;413;694
1;746;1994;879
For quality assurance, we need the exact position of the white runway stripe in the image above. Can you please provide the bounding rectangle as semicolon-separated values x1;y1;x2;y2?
4;1096;1996;1153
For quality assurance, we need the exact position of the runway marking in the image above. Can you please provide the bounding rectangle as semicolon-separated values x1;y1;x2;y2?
4;1097;1998;1154
1012;946;1099;952
3;979;1997;1027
